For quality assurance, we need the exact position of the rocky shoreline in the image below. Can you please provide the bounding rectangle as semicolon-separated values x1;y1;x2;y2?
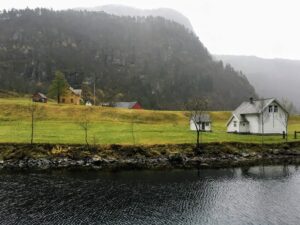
1;142;300;171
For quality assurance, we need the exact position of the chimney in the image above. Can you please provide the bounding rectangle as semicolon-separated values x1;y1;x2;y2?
249;97;254;104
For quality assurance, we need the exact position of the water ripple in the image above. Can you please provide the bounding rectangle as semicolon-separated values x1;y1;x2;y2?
0;166;299;225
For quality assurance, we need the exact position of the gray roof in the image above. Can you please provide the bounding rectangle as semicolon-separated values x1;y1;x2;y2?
114;102;138;109
233;98;275;116
69;87;82;96
37;92;47;99
190;113;211;123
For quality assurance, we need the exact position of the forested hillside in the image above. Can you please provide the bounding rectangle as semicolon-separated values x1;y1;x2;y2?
0;9;256;109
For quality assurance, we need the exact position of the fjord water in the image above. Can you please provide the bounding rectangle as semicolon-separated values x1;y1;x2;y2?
0;166;300;225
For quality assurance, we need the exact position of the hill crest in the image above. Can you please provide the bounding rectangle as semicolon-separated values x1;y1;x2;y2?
75;4;194;32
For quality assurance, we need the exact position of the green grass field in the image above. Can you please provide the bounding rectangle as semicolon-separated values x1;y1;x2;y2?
0;97;299;145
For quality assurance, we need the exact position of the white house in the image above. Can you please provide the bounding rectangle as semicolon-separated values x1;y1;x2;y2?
227;98;288;134
190;113;212;132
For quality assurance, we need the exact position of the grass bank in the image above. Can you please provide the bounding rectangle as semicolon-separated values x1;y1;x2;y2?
0;97;300;145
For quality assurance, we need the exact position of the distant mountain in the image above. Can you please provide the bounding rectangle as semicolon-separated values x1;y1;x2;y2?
0;9;256;109
75;4;194;32
215;55;300;110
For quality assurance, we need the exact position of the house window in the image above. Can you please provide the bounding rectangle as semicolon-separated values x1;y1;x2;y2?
233;121;237;127
205;122;209;126
269;105;273;112
274;105;278;112
71;99;74;103
242;123;245;126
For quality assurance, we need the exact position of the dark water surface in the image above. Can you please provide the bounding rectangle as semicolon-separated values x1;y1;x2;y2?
0;166;300;225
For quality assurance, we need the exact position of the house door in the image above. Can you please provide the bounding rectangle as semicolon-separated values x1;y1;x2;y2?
202;122;205;130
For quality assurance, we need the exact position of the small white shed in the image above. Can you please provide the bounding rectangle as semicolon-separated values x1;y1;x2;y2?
190;114;212;132
85;101;92;106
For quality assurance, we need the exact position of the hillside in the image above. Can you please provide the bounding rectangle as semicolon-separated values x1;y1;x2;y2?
75;4;194;32
0;9;256;110
215;55;300;110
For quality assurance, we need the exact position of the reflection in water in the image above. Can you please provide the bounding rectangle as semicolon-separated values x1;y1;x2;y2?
0;166;300;225
241;165;298;179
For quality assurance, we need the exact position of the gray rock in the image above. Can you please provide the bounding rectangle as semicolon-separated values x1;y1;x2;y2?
92;155;102;162
240;152;250;157
57;158;72;167
27;159;37;168
18;160;26;168
76;160;85;166
272;149;280;154
200;163;209;167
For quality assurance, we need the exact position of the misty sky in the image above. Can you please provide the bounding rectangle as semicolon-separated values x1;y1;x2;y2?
1;0;300;60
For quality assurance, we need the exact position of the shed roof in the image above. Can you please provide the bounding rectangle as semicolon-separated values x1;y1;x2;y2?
190;113;211;122
36;92;47;99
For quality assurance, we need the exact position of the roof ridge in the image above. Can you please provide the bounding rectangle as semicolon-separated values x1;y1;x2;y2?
233;98;277;116
252;98;275;101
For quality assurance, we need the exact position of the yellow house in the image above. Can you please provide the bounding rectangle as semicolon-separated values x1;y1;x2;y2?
60;87;82;105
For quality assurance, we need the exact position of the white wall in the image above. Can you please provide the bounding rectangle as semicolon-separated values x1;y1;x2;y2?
227;116;239;133
245;114;260;133
239;121;249;133
259;103;287;134
190;120;212;131
205;123;212;131
190;120;197;131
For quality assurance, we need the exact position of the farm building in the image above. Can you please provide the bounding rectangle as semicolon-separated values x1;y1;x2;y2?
32;92;47;103
59;87;82;105
227;98;288;134
113;102;142;109
85;101;92;106
190;113;212;132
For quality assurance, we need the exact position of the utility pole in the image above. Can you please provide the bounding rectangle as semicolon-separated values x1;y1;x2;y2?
93;74;96;106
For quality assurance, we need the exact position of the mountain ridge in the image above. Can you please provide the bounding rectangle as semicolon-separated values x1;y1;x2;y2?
215;54;300;110
75;4;194;32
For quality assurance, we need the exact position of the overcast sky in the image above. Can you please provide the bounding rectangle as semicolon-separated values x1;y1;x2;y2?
1;0;300;60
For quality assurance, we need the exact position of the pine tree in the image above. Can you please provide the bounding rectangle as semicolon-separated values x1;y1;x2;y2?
48;71;69;104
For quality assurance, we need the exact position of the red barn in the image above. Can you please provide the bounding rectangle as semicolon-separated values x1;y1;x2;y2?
32;92;48;103
114;102;142;109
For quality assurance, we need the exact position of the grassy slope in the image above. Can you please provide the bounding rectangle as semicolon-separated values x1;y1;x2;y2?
0;98;299;145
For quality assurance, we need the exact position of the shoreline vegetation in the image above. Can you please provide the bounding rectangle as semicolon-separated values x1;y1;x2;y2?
1;142;300;171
